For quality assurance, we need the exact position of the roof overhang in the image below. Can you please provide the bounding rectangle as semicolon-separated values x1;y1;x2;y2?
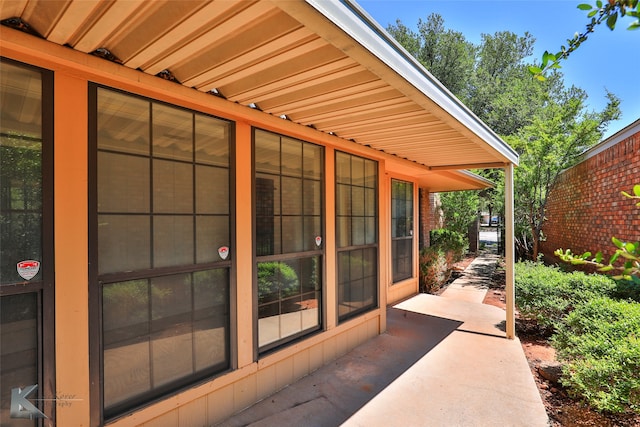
0;0;517;191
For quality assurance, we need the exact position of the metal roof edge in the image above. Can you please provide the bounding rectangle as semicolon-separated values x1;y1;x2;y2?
304;0;519;166
580;118;640;161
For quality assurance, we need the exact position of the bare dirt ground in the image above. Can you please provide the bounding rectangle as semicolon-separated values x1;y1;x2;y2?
481;259;640;427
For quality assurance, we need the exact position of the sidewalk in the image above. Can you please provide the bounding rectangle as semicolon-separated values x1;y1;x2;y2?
217;254;548;427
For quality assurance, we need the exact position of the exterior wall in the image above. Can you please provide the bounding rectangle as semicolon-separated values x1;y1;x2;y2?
541;125;640;264
1;28;424;427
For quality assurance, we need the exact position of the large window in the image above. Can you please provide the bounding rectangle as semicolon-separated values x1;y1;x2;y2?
0;60;54;425
254;129;323;352
336;151;378;321
391;179;414;283
92;87;232;418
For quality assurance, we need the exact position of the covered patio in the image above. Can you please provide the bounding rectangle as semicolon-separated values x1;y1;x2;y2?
1;1;518;426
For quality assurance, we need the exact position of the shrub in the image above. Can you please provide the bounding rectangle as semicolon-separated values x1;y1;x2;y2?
514;261;617;330
257;262;299;304
430;228;468;262
552;297;640;414
419;246;449;293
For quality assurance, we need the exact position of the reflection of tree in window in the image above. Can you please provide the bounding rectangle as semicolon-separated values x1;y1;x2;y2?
254;129;323;351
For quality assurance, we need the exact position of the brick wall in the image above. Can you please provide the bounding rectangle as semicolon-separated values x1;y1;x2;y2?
540;124;640;265
418;190;444;249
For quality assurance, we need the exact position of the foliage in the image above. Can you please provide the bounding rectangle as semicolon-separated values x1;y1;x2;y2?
430;228;468;262
257;262;299;304
552;297;640;413
419;229;468;293
419;246;449;294
531;0;639;79
387;14;476;99
439;190;479;236
514;261;617;329
555;184;640;281
505;89;620;260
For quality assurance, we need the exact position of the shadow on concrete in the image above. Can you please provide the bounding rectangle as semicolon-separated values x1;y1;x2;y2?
217;307;462;427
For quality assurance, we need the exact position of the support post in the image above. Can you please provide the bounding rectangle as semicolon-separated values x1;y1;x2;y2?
504;163;516;339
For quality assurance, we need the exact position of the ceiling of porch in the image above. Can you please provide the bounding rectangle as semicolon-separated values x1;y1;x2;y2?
0;0;518;190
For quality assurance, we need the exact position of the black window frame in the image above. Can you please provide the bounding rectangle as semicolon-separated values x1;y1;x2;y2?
335;151;379;323
252;128;325;355
391;178;414;283
88;84;235;423
0;57;56;426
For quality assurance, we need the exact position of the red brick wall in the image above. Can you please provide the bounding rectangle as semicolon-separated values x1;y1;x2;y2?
540;127;640;265
419;190;444;249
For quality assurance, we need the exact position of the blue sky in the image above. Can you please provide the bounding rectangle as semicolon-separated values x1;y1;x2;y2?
357;0;639;139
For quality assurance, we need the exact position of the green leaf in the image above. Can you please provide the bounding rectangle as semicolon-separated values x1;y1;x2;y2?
578;3;593;10
607;13;618;30
596;0;602;7
594;252;603;263
612;237;624;249
588;9;599;17
598;265;614;272
528;65;542;74
634;184;640;196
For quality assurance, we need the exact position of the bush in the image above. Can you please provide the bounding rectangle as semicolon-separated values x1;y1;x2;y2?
430;228;468;262
515;261;617;330
419;246;449;294
552;297;640;414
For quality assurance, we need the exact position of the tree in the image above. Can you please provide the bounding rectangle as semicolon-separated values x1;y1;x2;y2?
530;0;639;79
506;89;620;259
387;14;476;99
439;190;479;235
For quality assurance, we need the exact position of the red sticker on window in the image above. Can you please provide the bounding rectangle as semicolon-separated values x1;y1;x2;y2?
17;260;40;281
218;246;229;260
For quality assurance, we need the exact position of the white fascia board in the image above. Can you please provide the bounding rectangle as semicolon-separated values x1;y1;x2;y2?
581;118;640;161
305;0;519;166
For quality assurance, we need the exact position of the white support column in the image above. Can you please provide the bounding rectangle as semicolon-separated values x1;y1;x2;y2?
504;163;516;339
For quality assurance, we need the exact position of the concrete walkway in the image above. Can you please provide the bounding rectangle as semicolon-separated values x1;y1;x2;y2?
217;254;549;427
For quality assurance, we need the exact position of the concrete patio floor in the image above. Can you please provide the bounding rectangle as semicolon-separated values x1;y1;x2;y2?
217;256;549;427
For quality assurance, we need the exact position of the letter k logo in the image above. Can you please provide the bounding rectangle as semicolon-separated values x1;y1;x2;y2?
10;385;47;419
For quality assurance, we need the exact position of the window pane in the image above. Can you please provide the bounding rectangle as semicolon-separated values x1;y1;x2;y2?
255;130;323;350
336;184;351;216
255;130;280;174
281;177;302;215
196;166;229;214
0;293;38;427
0;62;43;285
98;152;149;213
151;274;193;387
393;239;413;282
281;138;302;177
303;216;322;252
98;88;149;155
102;279;151;410
103;270;230;411
99;215;150;274
282;216;303;253
303;143;322;179
152;104;193;161
391;180;413;283
336;152;378;322
303;180;321;215
195;114;229;166
196;215;230;263
351;157;364;185
153;160;193;213
257;259;320;348
193;269;229;370
153;216;194;267
335;152;351;184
